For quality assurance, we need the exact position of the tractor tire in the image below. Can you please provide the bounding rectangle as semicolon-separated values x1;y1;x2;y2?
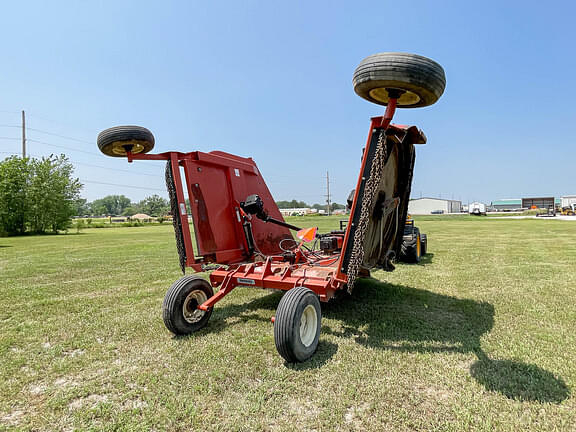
97;125;155;157
421;233;427;255
353;52;446;108
400;232;421;263
162;276;214;335
274;287;321;363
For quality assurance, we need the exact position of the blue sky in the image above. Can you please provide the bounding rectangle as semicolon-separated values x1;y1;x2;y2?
1;1;575;205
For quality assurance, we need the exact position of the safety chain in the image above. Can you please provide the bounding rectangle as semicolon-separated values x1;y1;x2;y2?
165;161;187;273
345;128;387;292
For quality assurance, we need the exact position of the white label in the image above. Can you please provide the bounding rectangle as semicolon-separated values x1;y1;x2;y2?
234;168;240;177
179;203;187;215
237;278;255;285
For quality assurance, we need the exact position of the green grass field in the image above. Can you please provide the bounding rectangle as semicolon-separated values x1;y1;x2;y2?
1;216;575;431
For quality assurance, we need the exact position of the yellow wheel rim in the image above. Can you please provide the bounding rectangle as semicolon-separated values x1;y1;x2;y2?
110;140;148;156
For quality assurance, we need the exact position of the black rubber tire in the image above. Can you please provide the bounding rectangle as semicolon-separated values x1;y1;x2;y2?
353;52;446;108
400;232;421;263
274;287;321;363
421;233;427;256
162;276;214;335
97;125;155;157
346;189;356;211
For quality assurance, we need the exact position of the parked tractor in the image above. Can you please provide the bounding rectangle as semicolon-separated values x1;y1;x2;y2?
398;215;427;263
97;52;446;362
561;204;576;216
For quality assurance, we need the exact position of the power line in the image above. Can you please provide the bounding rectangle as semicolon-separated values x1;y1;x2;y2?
73;161;158;177
0;136;20;141
25;111;97;136
27;138;94;155
81;179;166;192
1;145;160;177
26;127;93;145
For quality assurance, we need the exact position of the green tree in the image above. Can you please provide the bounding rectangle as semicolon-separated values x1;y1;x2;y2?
0;155;82;235
331;203;345;211
28;155;83;233
74;198;91;216
276;200;309;209
91;195;132;216
138;194;169;217
122;205;140;217
0;156;31;234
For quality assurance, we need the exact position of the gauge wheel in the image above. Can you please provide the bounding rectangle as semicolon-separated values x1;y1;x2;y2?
97;125;155;157
353;52;446;108
400;232;421;263
162;276;214;335
421;233;428;255
274;287;321;363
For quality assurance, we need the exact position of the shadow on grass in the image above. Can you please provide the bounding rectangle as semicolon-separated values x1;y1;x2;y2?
285;341;338;370
322;278;569;403
172;290;283;339
0;245;12;248
396;252;434;266
190;279;568;402
418;252;434;265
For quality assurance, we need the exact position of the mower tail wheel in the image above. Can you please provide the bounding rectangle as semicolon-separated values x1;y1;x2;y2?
421;233;428;255
353;52;446;108
97;125;155;157
274;287;321;363
400;232;421;263
162;276;214;335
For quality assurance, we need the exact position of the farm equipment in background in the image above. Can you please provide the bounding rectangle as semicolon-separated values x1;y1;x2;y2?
469;202;487;216
97;52;446;362
536;206;556;217
398;215;427;263
560;204;576;216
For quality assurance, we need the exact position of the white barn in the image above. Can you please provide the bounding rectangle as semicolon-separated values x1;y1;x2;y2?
408;197;462;215
561;195;576;208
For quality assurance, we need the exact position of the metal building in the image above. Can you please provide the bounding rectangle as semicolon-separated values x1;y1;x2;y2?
522;197;555;209
561;195;576;208
491;199;521;211
408;197;462;215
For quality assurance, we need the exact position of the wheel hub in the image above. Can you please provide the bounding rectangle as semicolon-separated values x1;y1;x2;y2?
369;87;420;106
300;305;318;347
110;140;148;156
182;290;208;323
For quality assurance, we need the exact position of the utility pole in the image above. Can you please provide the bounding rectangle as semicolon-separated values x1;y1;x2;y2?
21;110;26;158
326;171;331;216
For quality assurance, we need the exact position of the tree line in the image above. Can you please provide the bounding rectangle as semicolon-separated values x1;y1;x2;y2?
0;154;346;237
275;200;345;211
76;194;170;218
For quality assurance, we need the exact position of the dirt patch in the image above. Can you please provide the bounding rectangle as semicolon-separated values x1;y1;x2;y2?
344;402;370;426
54;377;79;388
68;394;108;410
62;349;85;358
29;383;47;395
1;409;25;426
122;399;148;410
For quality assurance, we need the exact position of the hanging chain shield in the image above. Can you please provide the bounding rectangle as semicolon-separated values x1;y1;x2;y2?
165;161;187;273
343;128;416;292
